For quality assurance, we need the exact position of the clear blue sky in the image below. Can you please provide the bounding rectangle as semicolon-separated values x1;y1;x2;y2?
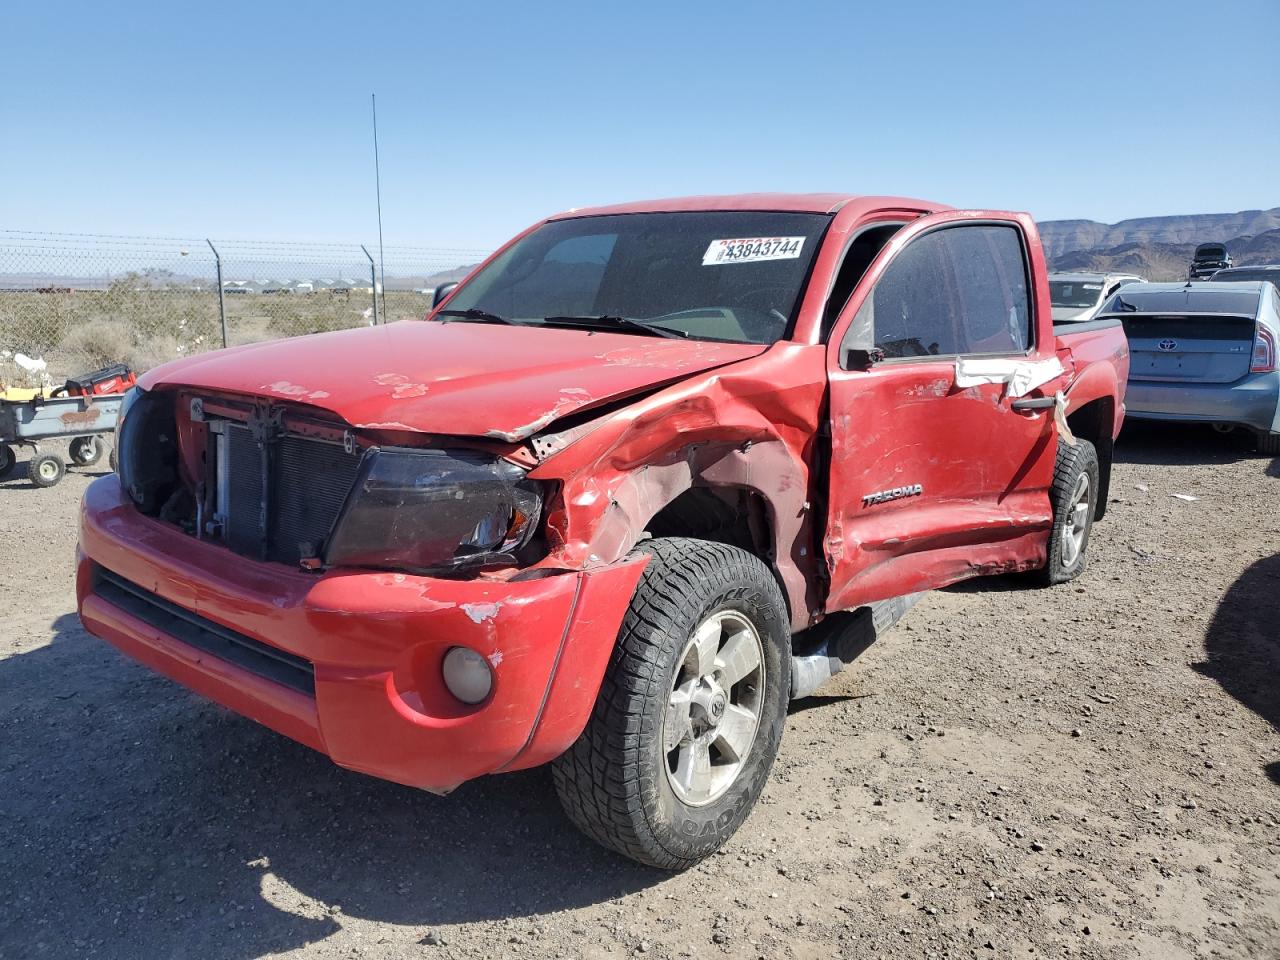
3;0;1276;250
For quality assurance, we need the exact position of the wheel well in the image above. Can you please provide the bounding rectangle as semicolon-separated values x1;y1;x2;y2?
1066;398;1114;520
645;486;769;553
644;487;789;613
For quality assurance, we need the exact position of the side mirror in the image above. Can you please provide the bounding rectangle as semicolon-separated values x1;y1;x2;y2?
842;345;885;371
431;282;459;309
839;335;880;371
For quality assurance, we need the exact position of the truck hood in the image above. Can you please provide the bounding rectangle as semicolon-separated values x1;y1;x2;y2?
139;320;766;441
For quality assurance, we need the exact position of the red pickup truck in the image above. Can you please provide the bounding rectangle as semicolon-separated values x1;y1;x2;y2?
78;194;1128;869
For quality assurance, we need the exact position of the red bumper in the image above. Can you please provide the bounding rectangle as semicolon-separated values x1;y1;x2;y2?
76;477;645;793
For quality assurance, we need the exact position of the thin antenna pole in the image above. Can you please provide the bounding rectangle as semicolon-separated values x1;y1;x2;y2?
371;93;387;322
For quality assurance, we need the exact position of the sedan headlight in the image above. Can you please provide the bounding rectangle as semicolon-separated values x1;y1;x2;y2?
324;448;543;575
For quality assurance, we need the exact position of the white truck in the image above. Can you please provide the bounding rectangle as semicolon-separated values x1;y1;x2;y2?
1049;272;1146;323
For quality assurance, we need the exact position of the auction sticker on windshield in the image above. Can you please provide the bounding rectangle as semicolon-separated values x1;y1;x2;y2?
703;236;805;266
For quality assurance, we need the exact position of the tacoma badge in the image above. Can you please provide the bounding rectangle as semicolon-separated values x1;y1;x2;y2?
862;484;924;507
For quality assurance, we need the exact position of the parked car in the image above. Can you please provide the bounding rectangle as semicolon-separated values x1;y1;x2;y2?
1188;242;1233;280
78;193;1129;869
1099;281;1280;453
1049;271;1146;323
1209;264;1280;295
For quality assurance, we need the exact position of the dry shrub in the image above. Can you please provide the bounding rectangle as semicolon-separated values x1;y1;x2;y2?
57;318;195;379
13;288;402;381
58;317;136;373
130;333;188;373
228;315;282;347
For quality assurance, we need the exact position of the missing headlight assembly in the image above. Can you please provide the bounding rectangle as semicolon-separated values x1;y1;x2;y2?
115;386;181;515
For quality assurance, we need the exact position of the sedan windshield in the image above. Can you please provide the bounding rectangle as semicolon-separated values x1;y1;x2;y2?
1049;280;1104;309
437;211;831;343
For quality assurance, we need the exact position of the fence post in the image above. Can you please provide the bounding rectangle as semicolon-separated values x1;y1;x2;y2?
361;245;378;325
206;239;228;347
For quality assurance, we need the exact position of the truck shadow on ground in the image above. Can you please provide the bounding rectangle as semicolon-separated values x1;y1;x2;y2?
1194;552;1280;786
0;614;665;958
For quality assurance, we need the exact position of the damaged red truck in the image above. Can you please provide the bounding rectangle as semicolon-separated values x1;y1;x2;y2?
77;194;1128;869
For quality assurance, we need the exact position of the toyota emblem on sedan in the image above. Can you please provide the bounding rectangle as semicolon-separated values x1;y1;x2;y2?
1158;339;1178;351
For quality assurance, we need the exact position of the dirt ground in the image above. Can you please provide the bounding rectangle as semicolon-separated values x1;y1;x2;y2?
1;422;1277;960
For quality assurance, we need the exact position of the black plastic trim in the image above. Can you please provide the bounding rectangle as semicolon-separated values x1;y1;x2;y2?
92;567;315;696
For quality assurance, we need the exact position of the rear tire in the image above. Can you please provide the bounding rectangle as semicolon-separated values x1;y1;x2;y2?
1039;439;1099;585
553;538;791;870
0;444;15;479
1257;432;1280;456
30;453;66;488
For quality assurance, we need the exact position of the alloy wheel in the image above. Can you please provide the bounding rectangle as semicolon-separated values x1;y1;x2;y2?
1061;472;1091;568
663;610;766;806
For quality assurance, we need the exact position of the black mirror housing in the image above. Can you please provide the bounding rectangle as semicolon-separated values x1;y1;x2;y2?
842;345;885;371
431;282;459;309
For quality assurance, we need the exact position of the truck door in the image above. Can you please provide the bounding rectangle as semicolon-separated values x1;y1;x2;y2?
822;212;1063;612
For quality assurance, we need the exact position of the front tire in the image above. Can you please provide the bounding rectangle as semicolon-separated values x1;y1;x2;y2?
1039;439;1099;585
553;538;791;870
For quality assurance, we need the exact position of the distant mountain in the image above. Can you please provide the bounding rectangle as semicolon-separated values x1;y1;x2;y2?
1039;207;1280;260
1039;207;1280;280
423;263;480;286
1050;228;1280;281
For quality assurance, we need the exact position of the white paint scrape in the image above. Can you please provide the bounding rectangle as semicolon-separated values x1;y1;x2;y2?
461;601;502;624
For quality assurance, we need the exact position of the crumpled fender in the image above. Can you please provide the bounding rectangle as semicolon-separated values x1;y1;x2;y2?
526;342;828;631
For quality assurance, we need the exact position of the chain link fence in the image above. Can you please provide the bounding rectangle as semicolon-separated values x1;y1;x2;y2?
0;230;490;387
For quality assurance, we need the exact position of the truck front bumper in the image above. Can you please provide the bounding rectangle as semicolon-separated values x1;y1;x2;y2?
1124;371;1280;434
76;477;645;793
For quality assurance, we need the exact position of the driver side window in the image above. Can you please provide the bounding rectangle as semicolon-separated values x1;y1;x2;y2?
841;223;1031;364
847;228;960;359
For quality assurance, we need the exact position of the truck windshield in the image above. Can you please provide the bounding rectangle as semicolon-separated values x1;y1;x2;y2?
437;211;831;343
1049;280;1104;309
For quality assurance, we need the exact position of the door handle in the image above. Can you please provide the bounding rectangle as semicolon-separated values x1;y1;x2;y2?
1010;396;1056;412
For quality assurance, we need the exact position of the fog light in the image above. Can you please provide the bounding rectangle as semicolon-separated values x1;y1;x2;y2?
441;647;493;704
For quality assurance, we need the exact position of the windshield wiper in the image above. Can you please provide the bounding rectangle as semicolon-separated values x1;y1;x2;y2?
541;314;689;339
436;308;525;326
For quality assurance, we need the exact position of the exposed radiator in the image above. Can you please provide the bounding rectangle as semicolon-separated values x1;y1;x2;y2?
214;423;363;565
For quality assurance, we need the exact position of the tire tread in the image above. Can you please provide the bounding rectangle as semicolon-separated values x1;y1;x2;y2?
553;538;788;870
1039;439;1099;585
